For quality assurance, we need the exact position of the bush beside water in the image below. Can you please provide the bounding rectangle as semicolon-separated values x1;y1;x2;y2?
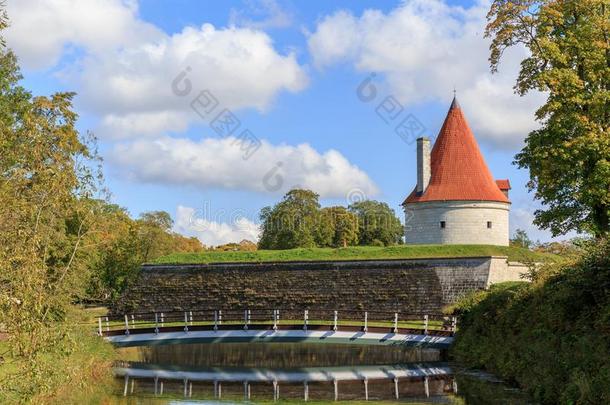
449;240;610;404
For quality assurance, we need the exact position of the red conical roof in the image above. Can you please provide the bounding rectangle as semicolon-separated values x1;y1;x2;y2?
403;98;509;204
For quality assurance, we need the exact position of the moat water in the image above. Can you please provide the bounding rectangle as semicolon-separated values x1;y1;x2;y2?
95;343;532;404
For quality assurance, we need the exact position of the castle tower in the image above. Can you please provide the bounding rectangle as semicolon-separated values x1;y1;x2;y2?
402;97;511;245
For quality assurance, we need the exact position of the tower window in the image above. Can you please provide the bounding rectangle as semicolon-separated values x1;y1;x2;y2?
487;221;492;229
440;221;446;229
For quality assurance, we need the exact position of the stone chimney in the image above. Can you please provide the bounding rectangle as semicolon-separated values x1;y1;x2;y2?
416;137;431;194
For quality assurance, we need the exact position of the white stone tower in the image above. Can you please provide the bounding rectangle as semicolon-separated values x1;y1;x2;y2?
402;97;511;246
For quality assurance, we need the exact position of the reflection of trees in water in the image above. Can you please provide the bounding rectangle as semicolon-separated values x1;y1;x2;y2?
136;343;443;368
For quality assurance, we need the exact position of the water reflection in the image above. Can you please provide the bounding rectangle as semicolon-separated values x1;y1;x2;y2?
119;343;444;368
109;343;531;404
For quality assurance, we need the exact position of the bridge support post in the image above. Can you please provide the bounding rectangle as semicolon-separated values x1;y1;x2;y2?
243;310;249;330
214;310;219;331
393;313;398;333
214;380;221;399
273;309;278;330
184;312;189;332
161;312;164;327
453;379;458;394
364;378;369;401
363;311;368;332
243;381;250;401
424;376;429;398
123;375;129;396
154;377;158;395
124;315;130;335
394;377;399;399
424;314;429;335
303;310;308;331
334;379;338;401
304;381;309;401
154;313;159;334
333;310;338;331
451;316;457;333
273;380;279;401
183;378;188;398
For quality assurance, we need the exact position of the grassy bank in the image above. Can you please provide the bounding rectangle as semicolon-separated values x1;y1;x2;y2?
0;308;115;404
448;240;610;404
154;244;556;264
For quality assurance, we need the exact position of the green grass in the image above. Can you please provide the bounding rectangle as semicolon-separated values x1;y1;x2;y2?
153;244;557;265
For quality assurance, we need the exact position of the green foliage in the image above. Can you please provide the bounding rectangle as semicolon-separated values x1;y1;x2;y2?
258;189;322;249
348;200;404;246
321;206;359;247
0;34;104;397
450;239;610;404
85;204;205;301
486;0;610;237
0;14;203;399
154;244;558;264
258;189;404;249
510;228;532;249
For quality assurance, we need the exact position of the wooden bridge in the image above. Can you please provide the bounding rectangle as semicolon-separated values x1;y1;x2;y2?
98;309;456;349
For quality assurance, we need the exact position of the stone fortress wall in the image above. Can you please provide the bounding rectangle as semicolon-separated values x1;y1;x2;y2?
111;256;527;316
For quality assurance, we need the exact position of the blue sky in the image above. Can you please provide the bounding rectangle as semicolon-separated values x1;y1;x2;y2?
6;0;561;245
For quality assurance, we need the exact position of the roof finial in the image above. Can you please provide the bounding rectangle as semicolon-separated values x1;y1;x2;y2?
450;87;460;109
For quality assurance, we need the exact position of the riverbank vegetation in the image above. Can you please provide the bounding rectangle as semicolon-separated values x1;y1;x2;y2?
449;239;610;403
0;7;203;401
154;244;558;264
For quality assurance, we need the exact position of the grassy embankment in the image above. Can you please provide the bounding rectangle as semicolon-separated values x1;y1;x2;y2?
448;240;610;404
154;244;557;264
0;307;116;404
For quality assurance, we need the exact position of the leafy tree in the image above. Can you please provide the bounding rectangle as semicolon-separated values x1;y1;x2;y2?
486;0;610;238
258;189;322;249
510;228;533;249
315;208;336;247
321;206;359;247
85;206;204;301
348;200;404;246
0;35;102;396
137;210;175;262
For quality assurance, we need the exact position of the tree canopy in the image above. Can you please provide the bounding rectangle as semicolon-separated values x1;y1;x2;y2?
486;0;610;237
258;189;403;249
348;200;404;246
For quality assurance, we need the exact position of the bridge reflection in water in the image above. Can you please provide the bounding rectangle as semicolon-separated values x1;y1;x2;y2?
115;362;457;402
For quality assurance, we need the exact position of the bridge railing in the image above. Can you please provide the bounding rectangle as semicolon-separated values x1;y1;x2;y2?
96;309;457;337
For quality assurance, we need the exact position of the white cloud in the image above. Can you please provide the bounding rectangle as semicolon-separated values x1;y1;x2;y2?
307;0;544;148
174;205;261;246
110;136;378;198
5;0;308;139
5;0;162;70
80;23;307;139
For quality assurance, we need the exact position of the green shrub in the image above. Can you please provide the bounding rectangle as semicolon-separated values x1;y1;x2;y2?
450;240;610;404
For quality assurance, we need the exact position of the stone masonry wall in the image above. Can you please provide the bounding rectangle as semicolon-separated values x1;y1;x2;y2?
111;257;503;316
404;201;510;246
